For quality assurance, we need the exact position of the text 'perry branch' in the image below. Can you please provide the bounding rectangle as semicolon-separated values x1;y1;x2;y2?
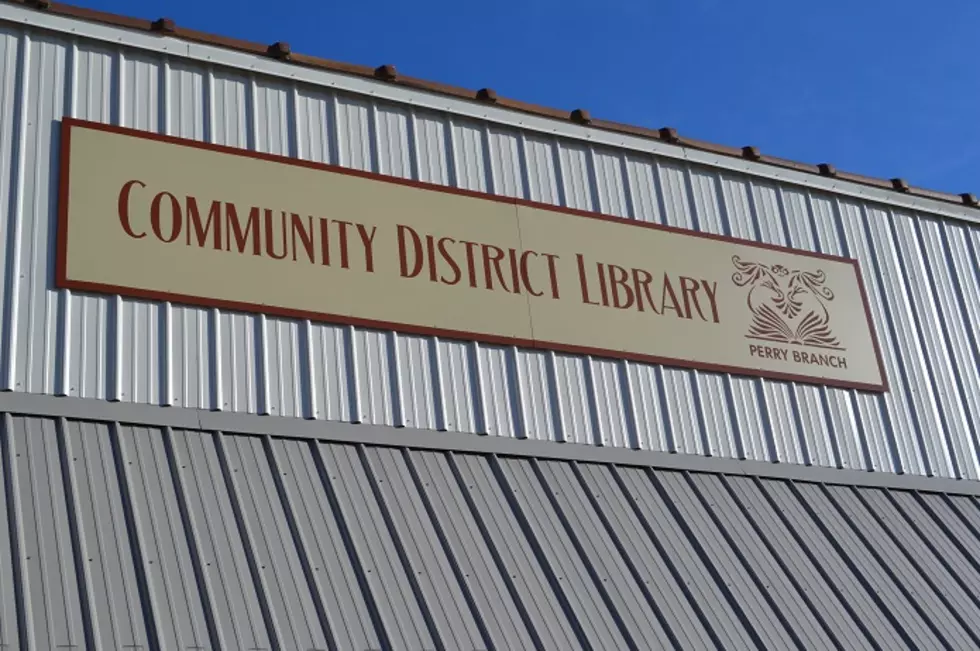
115;180;722;323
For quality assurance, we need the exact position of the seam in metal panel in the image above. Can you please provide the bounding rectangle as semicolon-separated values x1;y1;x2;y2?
569;462;682;650
789;481;928;649
400;448;496;651
611;465;745;649
445;452;551;650
724;476;874;650
654;470;797;649
0;413;28;649
488;455;592;650
529;459;640;650
212;430;285;651
823;485;970;648
0;29;29;392
355;444;446;650
54;417;99;650
107;422;164;650
309;442;394;651
751;478;892;649
580;463;714;649
506;457;624;649
862;489;980;639
417;450;533;650
159;426;224;650
260;435;337;650
682;472;820;649
915;493;980;582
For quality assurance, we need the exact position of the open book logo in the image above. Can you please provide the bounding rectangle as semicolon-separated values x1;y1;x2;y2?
732;255;844;350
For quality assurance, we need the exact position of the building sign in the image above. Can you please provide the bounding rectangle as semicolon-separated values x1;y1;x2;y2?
56;119;888;392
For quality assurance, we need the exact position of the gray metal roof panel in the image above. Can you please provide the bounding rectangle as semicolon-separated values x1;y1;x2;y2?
5;413;980;650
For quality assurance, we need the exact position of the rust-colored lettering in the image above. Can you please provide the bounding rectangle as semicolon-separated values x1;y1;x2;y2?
519;251;543;297
357;224;377;273
150;191;181;243
438;237;461;285
482;244;509;292
225;203;261;256
701;280;720;323
318;217;330;266
185;196;221;250
509;249;521;295
335;220;352;269
679;276;706;320
426;235;438;282
118;180;147;239
397;224;423;278
264;210;288;260
597;263;610;307
577;254;600;305
460;240;480;288
631;268;659;314
608;264;635;309
544;253;561;299
661;274;683;317
290;214;315;263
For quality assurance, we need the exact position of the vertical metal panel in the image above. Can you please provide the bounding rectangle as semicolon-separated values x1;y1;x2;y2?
794;481;946;649
375;102;411;179
171;427;274;649
756;478;911;648
686;473;832;649
67;420;152;649
111;423;213;650
9;417;87;650
269;437;381;651
319;442;437;650
724;476;877;650
0;23;978;480
0;417;20;651
411;450;540;651
627;363;670;453
617;465;759;649
523;134;559;205
479;344;518;438
496;456;632;650
220;433;332;650
824;485;976;648
557;142;593;211
487;125;523;199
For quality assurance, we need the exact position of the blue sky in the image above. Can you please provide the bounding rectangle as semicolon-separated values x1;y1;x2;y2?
72;0;979;196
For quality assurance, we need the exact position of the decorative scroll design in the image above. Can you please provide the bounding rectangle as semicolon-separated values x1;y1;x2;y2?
732;255;843;350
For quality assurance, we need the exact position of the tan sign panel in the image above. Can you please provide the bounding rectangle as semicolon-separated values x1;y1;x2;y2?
57;119;888;392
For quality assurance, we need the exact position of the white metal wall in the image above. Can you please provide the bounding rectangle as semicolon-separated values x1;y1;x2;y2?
0;18;978;478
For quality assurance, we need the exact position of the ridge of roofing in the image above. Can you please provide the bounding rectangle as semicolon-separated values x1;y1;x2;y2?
8;0;979;212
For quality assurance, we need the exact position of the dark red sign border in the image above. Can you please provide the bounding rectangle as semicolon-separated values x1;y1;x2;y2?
55;118;890;394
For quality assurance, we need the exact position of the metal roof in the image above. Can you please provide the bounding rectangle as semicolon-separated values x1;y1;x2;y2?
3;409;980;650
4;0;980;212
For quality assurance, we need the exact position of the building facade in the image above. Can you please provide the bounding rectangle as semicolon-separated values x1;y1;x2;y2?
0;1;979;649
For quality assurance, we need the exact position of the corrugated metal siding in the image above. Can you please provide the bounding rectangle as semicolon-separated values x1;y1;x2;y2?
2;413;980;650
0;22;978;478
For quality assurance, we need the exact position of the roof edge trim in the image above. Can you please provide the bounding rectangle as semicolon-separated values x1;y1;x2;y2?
1;0;979;224
2;391;979;496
